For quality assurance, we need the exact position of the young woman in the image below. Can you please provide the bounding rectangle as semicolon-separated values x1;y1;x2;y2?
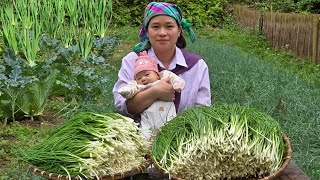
113;2;211;122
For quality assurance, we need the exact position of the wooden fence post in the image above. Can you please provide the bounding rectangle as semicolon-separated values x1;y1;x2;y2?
258;11;264;34
312;16;319;64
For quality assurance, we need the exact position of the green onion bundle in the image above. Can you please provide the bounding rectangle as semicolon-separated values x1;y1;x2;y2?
152;103;285;179
21;112;149;178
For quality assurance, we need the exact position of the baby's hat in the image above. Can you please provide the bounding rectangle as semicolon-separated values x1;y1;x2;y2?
134;51;159;77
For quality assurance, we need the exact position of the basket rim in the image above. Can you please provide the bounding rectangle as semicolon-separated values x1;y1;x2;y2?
152;132;292;180
258;132;292;180
27;156;152;180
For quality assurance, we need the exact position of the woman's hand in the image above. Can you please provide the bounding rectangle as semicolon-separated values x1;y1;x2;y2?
152;77;175;102
126;77;174;114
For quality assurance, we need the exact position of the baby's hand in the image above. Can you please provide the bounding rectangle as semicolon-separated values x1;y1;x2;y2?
173;80;185;93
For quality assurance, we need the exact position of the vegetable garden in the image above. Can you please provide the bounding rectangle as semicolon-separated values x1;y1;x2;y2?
1;0;319;179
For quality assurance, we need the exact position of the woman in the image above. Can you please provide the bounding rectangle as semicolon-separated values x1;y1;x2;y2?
112;2;211;121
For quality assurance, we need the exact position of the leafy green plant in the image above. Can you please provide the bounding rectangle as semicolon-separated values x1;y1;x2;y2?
295;0;320;14
17;71;59;120
228;0;320;14
57;60;111;102
0;47;65;122
37;35;119;102
0;48;38;122
111;0;149;26
175;0;226;27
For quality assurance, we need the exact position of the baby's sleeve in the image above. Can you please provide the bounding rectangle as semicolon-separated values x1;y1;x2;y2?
161;70;185;92
118;80;140;99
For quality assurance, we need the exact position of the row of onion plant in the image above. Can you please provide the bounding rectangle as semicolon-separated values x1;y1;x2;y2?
0;0;112;67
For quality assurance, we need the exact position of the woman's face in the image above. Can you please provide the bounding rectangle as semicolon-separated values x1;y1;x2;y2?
147;15;182;53
135;70;160;85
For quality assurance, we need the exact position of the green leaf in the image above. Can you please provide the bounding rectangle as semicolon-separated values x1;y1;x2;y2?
3;48;20;67
9;66;22;81
17;71;58;118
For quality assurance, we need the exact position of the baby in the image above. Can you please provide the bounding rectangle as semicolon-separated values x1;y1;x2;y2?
118;51;185;139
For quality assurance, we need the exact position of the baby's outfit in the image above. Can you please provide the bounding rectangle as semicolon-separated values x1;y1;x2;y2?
118;70;185;139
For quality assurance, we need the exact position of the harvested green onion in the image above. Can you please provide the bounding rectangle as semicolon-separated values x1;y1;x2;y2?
152;103;285;179
21;112;149;179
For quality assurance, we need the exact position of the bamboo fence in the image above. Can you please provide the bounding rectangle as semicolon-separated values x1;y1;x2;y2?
233;5;320;64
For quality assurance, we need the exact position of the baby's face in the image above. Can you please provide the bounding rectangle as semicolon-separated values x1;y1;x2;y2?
135;70;159;85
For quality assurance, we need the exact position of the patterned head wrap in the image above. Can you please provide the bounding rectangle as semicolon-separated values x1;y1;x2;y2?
133;2;196;52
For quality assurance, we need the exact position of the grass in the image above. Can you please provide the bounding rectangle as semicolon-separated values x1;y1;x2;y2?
0;24;319;179
0;121;56;179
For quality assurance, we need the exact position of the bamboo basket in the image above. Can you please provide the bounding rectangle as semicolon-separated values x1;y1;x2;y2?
152;132;292;180
27;157;152;180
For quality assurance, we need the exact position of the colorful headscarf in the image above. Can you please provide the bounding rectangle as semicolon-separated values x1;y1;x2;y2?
133;2;196;52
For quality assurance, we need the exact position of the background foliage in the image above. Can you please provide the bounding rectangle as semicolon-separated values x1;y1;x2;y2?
1;0;319;29
229;0;320;14
112;0;320;28
112;0;227;27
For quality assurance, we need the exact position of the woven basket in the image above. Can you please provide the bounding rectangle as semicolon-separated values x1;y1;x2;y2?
28;157;152;180
152;132;292;180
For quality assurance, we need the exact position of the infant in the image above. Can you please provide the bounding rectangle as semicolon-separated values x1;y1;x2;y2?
118;51;185;139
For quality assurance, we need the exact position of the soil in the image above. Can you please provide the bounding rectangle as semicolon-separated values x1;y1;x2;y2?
19;111;64;128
